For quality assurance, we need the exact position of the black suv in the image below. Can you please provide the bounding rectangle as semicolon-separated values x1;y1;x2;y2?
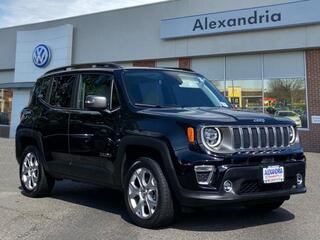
16;63;306;228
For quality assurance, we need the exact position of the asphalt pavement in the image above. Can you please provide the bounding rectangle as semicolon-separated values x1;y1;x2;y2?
0;138;319;240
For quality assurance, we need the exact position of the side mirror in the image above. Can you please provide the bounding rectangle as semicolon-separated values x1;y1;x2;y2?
85;95;108;110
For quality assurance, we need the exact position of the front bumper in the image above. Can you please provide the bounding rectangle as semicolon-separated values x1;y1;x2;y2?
173;160;306;207
178;187;306;207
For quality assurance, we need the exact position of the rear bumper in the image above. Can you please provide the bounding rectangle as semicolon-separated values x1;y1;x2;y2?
173;160;306;207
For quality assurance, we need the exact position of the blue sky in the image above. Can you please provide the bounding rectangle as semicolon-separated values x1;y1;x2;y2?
0;0;167;28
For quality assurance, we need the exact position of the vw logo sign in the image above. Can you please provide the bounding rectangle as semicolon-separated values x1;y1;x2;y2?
32;44;51;68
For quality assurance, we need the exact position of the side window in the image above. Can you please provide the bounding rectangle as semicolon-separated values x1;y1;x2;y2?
78;73;113;109
50;75;76;108
35;76;51;102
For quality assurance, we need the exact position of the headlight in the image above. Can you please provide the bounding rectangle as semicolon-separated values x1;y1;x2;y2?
201;127;222;149
289;126;296;144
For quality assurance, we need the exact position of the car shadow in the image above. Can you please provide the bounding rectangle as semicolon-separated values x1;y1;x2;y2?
43;180;295;231
172;207;294;232
49;180;131;221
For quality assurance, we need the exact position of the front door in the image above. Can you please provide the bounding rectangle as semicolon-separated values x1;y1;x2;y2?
68;72;121;185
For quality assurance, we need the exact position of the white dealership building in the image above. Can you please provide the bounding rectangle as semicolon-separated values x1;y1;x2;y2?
0;0;320;151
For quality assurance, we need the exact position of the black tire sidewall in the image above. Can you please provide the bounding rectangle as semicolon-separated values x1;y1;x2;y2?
124;157;174;228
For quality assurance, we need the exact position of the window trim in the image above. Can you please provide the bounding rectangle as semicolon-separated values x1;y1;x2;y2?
35;72;121;113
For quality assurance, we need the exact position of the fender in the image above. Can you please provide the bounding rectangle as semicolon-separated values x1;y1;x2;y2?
114;135;183;197
15;128;50;171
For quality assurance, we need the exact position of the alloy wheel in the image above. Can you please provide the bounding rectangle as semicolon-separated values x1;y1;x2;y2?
21;152;40;191
128;168;158;219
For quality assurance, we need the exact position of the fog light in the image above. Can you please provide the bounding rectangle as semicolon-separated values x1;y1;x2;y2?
296;174;303;186
194;165;215;185
223;180;233;193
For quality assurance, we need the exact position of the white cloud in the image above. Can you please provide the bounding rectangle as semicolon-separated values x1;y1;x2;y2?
0;0;167;28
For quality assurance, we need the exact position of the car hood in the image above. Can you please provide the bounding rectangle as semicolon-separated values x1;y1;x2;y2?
138;107;293;125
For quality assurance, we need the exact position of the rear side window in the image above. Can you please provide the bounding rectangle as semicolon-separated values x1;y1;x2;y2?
77;73;113;109
50;75;76;108
34;76;51;102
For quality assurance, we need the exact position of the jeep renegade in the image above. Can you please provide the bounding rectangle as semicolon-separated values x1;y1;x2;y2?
16;63;306;228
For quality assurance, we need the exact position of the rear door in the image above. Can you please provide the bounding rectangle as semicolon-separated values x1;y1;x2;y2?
40;74;77;175
68;72;121;184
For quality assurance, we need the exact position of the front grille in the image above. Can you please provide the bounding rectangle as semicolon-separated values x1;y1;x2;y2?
238;177;296;195
232;126;291;150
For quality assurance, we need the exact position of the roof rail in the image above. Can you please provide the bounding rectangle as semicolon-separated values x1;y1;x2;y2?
44;62;122;75
162;67;194;72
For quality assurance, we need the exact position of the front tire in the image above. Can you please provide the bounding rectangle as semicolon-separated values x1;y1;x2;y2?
19;146;55;198
124;157;175;229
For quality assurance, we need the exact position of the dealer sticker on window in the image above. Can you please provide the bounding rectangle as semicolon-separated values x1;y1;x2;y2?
263;166;284;184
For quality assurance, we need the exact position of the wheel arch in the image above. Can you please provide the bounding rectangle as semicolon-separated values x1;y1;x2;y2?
114;136;181;194
15;129;49;171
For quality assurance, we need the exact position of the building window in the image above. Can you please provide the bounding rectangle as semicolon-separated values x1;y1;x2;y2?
226;79;263;112
0;89;12;125
264;78;307;128
192;51;308;129
212;80;225;95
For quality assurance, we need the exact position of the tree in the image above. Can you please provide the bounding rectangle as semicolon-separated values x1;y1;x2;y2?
265;78;305;109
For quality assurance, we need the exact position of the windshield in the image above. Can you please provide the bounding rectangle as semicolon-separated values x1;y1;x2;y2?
123;70;231;108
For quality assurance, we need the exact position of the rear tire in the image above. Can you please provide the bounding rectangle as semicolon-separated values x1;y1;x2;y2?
245;200;284;212
124;157;175;229
19;146;55;198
